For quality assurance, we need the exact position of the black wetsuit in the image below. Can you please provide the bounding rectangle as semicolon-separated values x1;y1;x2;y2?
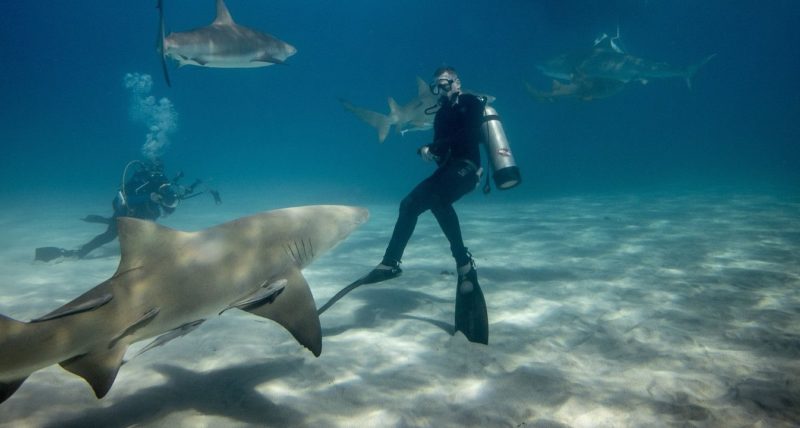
382;92;485;267
76;171;173;258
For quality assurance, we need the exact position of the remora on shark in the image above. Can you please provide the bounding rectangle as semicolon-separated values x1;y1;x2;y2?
158;0;297;86
0;205;368;404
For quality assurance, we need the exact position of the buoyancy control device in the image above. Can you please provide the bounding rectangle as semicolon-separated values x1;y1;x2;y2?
481;105;521;191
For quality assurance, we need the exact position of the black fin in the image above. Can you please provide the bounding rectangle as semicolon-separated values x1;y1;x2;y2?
317;265;401;315
34;247;71;262
455;281;489;345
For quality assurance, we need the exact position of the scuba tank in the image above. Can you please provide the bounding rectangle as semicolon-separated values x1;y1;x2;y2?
481;105;521;190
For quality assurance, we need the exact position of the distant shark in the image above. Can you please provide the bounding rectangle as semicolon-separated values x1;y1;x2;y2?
533;30;715;98
0;205;368;403
341;77;496;143
157;0;297;86
525;77;626;102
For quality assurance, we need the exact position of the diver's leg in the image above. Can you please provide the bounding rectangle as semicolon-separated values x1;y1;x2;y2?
430;163;487;343
382;175;441;265
430;202;471;266
358;177;439;285
76;222;118;259
430;161;479;266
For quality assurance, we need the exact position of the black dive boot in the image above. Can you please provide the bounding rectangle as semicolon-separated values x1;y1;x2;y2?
454;259;489;344
358;261;403;285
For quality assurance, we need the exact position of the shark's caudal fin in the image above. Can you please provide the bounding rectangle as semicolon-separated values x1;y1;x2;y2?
685;53;717;90
157;0;171;87
241;268;322;356
0;315;29;403
339;98;393;143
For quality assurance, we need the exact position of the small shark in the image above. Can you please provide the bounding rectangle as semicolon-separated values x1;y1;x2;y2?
0;205;368;403
340;77;439;143
157;0;297;86
535;30;715;94
341;77;496;143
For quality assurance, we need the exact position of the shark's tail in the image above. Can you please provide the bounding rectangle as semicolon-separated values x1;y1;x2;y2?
157;0;172;87
685;53;717;90
0;314;30;404
339;98;394;143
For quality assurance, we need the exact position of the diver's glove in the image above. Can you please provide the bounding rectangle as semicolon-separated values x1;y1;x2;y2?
418;145;438;162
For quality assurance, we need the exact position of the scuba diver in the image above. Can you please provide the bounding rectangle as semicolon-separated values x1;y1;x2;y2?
324;67;490;344
35;159;221;261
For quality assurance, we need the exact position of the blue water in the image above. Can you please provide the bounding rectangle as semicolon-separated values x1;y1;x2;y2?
1;0;799;202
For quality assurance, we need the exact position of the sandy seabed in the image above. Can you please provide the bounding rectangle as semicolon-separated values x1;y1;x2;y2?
1;190;798;427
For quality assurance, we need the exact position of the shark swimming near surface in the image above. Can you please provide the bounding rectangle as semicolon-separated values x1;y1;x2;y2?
341;77;496;143
157;0;297;86
0;205;368;404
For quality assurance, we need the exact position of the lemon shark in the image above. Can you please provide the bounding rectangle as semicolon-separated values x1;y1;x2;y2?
340;77;496;143
158;0;297;86
0;205;368;404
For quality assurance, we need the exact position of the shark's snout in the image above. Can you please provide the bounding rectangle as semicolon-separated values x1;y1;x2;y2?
353;207;369;225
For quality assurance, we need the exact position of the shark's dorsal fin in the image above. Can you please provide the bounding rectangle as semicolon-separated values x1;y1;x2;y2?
241;268;322;357
387;97;400;116
116;217;191;274
59;342;128;398
213;0;235;26
416;76;429;98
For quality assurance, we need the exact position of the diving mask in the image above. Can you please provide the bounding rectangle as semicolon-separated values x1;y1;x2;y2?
430;77;455;96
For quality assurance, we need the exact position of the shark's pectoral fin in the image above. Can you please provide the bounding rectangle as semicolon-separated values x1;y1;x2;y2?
242;268;321;357
60;342;128;399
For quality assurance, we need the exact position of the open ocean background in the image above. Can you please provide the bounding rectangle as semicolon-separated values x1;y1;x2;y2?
1;0;798;202
2;2;800;427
